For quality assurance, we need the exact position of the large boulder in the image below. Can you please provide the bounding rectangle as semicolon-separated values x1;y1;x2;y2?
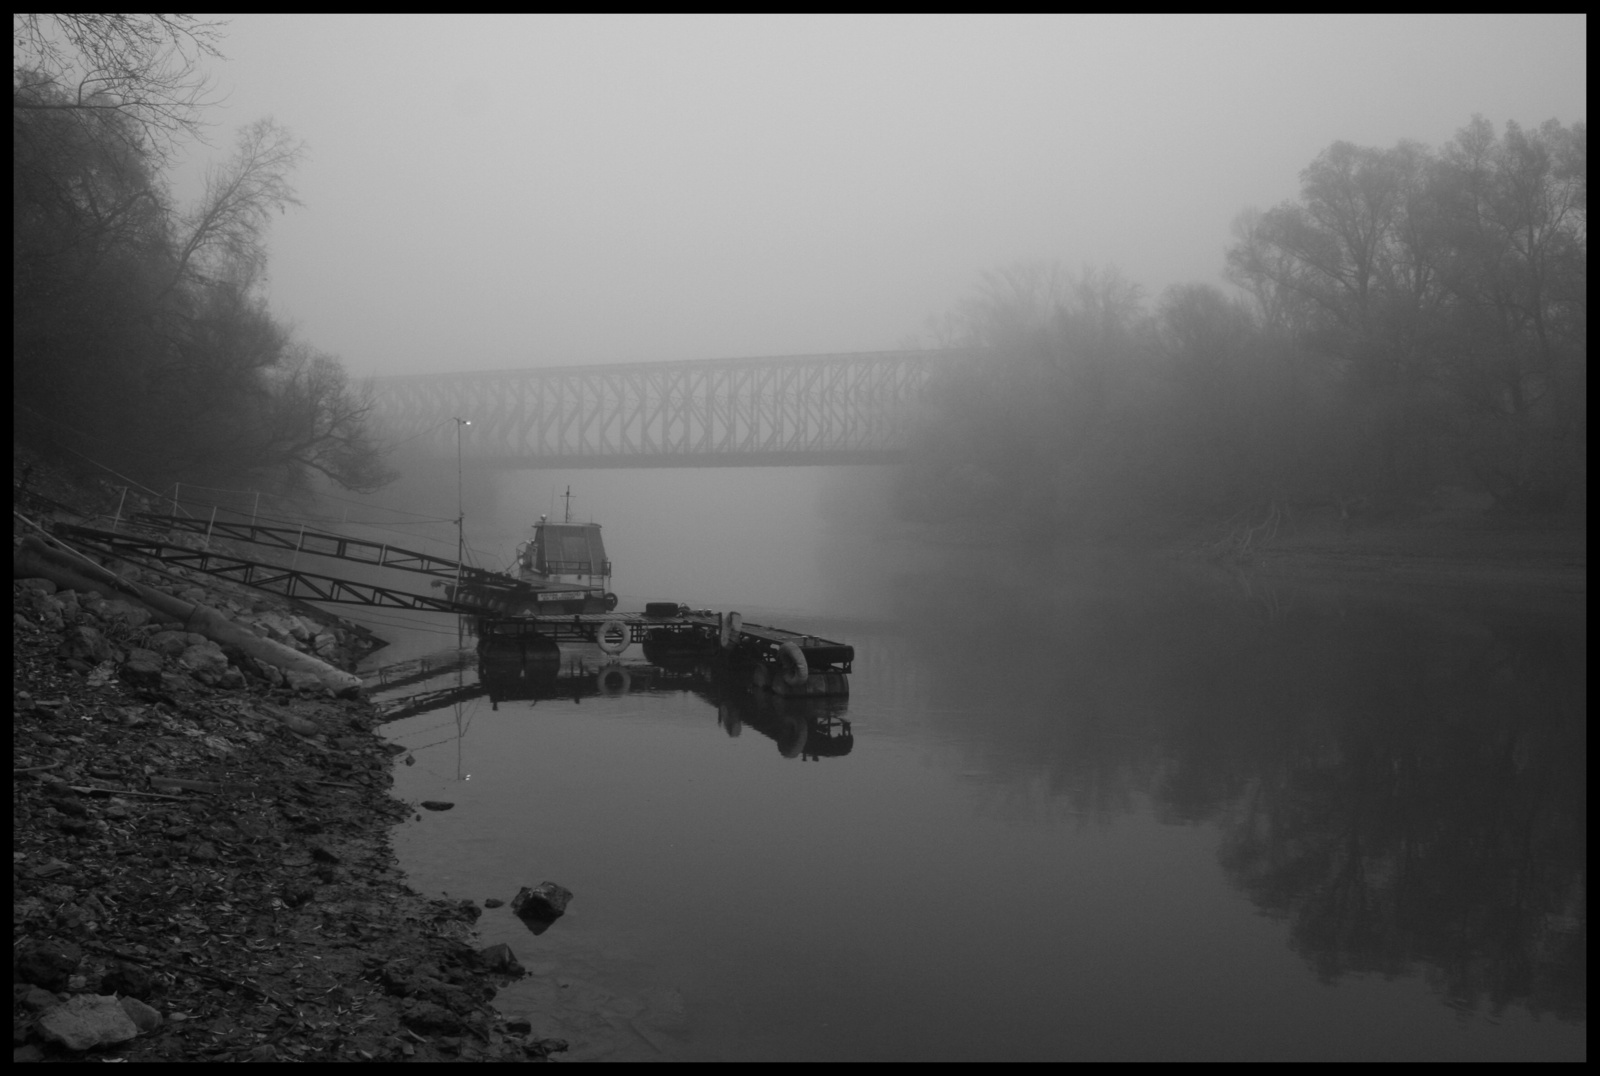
55;590;83;621
16;940;82;991
144;630;190;658
119;648;165;688
98;599;152;629
24;591;66;629
178;642;230;685
35;994;140;1051
59;626;113;666
477;943;524;976
511;882;573;920
250;612;299;643
118;996;162;1033
102;960;155;999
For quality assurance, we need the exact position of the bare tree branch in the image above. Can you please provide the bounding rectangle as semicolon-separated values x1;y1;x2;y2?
166;118;305;295
13;14;228;156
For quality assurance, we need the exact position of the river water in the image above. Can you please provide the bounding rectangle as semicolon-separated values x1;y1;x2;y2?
348;473;1584;1061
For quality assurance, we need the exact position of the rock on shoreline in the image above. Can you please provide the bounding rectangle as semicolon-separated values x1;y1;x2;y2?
11;567;562;1062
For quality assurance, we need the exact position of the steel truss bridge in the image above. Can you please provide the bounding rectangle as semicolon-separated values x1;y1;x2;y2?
371;349;975;468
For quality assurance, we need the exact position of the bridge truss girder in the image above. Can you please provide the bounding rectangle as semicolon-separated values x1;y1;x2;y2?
372;350;971;468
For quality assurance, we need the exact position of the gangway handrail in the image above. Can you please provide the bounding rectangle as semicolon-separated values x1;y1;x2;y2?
125;512;519;590
54;524;508;616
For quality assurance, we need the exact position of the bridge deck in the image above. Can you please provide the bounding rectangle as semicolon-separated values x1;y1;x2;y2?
373;348;977;468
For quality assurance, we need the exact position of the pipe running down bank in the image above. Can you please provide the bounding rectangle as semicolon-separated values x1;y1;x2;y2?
14;534;363;698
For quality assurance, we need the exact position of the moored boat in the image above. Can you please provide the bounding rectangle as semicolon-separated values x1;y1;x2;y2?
509;512;617;614
443;489;618;616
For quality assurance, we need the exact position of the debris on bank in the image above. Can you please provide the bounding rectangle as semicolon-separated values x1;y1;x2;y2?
12;481;565;1062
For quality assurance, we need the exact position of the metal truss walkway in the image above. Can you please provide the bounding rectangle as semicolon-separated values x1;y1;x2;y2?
55;520;519;617
124;513;508;589
370;348;976;468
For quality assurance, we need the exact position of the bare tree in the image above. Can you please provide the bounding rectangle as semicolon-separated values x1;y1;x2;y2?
13;14;227;156
255;346;396;494
168;117;305;293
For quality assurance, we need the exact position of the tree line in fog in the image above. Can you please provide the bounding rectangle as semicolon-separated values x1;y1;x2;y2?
899;116;1586;538
13;15;390;494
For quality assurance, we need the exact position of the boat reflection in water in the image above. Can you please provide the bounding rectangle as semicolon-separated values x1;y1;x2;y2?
475;636;854;761
712;686;852;761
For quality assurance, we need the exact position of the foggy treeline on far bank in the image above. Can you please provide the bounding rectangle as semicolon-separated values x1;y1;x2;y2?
900;120;1586;542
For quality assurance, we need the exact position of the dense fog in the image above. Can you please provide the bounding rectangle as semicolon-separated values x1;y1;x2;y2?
15;12;1587;528
188;14;1584;380
13;18;1584;1060
14;14;1586;534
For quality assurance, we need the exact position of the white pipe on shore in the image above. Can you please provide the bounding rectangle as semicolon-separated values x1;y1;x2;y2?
14;534;363;698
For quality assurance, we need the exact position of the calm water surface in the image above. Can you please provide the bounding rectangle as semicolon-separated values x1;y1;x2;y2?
359;551;1585;1061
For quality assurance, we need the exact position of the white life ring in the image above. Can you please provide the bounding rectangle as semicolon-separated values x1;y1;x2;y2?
777;641;809;687
719;610;742;651
597;619;630;655
597;664;630;696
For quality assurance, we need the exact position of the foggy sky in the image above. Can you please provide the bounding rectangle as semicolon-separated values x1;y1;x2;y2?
180;14;1586;378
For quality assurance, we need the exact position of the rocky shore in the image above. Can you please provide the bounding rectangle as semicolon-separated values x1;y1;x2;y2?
13;488;561;1061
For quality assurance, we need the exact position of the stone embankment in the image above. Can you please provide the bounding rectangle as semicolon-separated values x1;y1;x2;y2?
12;504;562;1062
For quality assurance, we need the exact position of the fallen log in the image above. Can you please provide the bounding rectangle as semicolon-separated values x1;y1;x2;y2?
14;534;363;699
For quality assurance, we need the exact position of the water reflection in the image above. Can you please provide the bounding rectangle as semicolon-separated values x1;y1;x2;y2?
375;636;855;763
889;554;1586;1024
366;553;1581;1056
714;688;854;760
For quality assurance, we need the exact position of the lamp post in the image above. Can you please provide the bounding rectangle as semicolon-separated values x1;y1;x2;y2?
453;418;471;594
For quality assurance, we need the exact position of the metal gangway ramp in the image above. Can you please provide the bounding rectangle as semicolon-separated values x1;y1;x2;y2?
53;515;528;616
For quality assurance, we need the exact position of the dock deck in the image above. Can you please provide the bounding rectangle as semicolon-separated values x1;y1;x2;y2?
477;609;854;674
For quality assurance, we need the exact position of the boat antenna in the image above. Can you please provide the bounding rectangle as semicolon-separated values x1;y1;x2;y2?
563;485;573;523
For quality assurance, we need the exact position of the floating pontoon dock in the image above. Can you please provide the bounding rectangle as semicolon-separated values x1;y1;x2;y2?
477;609;853;696
52;517;853;696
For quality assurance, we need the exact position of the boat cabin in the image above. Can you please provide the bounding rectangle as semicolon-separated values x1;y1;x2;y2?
518;517;612;591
